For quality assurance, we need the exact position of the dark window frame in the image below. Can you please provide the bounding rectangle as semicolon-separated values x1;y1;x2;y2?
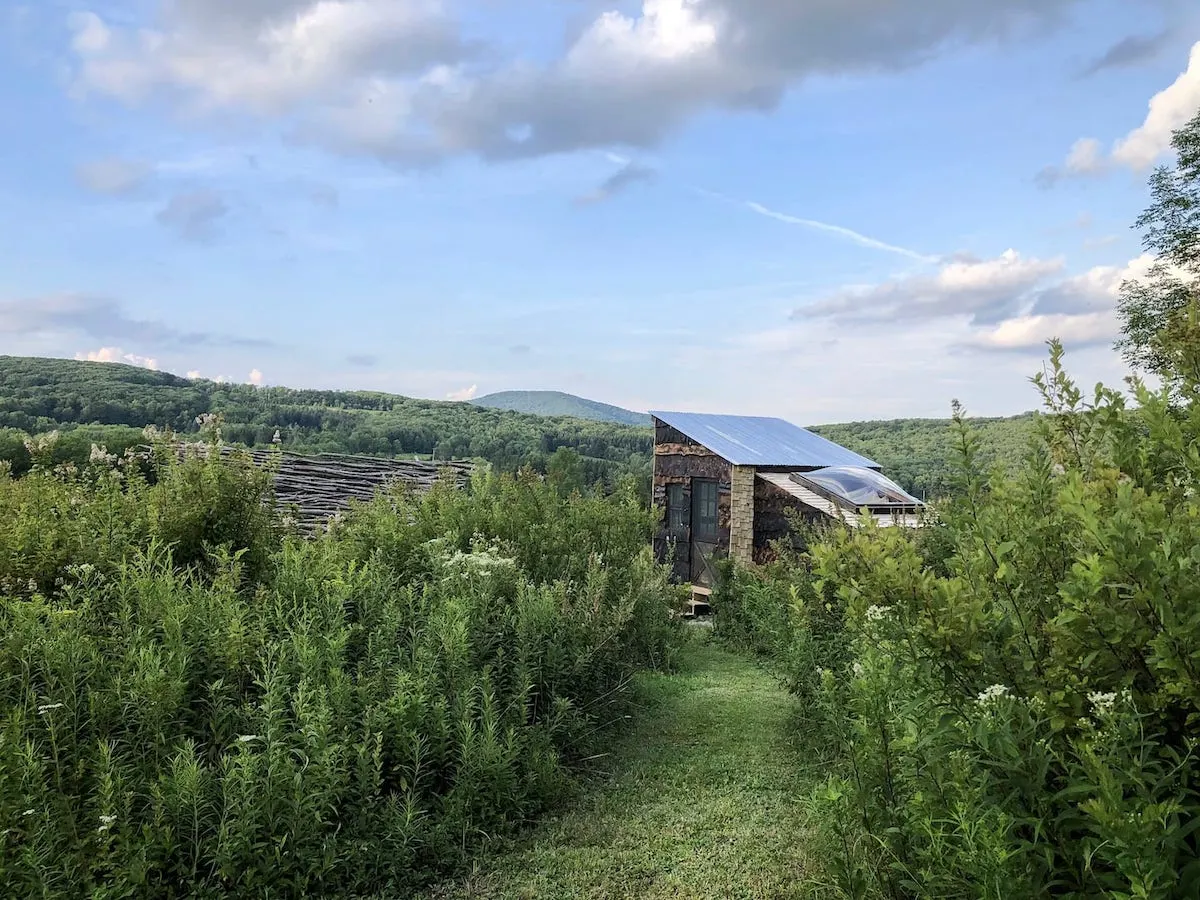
667;484;688;532
692;478;719;542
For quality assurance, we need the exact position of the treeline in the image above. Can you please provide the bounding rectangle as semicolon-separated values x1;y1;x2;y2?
0;356;653;487
0;355;1044;499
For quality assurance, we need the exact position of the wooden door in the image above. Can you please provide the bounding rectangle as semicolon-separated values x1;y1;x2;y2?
690;478;719;585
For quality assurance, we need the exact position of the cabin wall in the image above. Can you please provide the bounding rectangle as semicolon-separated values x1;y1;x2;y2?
752;477;825;565
652;419;733;583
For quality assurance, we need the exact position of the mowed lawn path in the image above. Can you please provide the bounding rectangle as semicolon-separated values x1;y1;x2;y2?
423;637;820;900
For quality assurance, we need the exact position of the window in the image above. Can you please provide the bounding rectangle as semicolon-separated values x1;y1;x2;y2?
796;466;921;508
692;479;719;541
667;484;688;533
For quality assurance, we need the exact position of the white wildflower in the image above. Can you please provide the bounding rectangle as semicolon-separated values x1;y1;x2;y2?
22;809;34;817
976;684;1011;705
37;703;64;715
97;814;116;833
852;662;865;678
89;444;116;465
236;734;259;743
27;579;38;593
865;605;889;623
1089;691;1118;715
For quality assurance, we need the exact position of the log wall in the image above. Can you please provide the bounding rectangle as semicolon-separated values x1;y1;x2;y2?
178;443;474;533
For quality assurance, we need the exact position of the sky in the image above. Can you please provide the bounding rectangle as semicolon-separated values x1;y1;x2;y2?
2;0;1200;424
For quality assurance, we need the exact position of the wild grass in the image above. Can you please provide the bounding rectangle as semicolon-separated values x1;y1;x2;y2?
423;634;821;900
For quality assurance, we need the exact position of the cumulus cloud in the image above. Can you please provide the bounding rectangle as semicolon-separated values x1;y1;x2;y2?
248;368;265;385
958;254;1167;352
447;384;478;401
75;347;160;369
156;190;228;242
1044;40;1200;181
0;293;274;348
798;249;1064;326
795;249;1172;355
1112;40;1200;169
68;0;1087;165
966;311;1118;352
75;157;152;195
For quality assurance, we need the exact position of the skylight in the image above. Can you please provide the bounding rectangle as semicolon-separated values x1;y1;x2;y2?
794;467;922;509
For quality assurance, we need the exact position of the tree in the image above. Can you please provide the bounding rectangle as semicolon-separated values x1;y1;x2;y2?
1116;106;1200;382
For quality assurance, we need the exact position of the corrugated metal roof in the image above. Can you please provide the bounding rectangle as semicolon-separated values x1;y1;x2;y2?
650;410;880;469
757;473;923;529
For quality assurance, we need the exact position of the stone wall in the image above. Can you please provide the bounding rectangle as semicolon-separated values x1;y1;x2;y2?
729;465;756;565
651;418;733;583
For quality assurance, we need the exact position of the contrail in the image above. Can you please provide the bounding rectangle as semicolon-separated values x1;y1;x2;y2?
592;155;937;263
743;201;938;263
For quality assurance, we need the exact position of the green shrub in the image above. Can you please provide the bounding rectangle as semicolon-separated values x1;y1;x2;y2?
0;440;681;897
715;342;1200;898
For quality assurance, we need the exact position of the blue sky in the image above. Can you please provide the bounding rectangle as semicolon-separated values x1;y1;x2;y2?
2;0;1199;423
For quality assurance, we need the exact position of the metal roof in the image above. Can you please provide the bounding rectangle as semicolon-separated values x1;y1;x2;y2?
649;410;880;469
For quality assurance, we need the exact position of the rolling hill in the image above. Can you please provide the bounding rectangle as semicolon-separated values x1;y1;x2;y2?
0;356;654;485
473;391;652;427
0;355;1040;496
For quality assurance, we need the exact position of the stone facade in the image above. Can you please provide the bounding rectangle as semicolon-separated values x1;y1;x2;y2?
729;465;756;565
651;421;732;583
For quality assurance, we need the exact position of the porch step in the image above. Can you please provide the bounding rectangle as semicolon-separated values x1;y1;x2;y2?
684;585;712;618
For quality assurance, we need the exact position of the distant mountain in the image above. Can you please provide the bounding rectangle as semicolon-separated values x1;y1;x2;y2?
474;391;652;427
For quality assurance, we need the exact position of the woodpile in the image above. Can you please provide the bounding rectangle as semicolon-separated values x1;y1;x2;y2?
174;443;474;533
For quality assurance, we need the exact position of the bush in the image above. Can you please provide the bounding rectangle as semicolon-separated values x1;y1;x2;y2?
714;342;1200;898
0;438;682;897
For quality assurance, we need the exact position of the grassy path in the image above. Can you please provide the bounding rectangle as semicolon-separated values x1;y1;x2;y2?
424;636;820;900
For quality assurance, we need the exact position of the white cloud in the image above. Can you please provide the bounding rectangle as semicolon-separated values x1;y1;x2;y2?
1045;40;1200;180
967;310;1119;351
964;253;1169;351
1065;137;1105;175
446;383;478;401
800;249;1064;326
68;0;1086;165
186;369;202;379
248;368;264;386
1112;40;1200;169
75;347;160;369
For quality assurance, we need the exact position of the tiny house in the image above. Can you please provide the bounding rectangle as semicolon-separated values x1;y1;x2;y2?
649;411;923;587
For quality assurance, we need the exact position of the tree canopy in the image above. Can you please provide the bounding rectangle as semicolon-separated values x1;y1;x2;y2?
1116;107;1200;383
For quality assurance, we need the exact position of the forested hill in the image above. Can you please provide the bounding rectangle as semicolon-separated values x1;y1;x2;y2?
0;356;653;484
811;415;1036;500
0;355;1037;496
474;391;651;426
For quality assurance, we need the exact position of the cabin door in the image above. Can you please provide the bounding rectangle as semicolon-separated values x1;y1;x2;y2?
690;478;719;585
